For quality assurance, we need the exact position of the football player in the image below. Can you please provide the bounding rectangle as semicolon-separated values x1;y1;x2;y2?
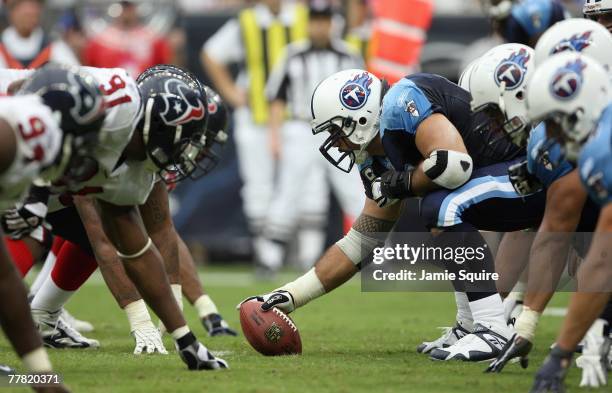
0;64;105;391
483;18;612;375
1;64;228;370
482;0;568;47
523;53;611;393
242;65;550;362
584;0;612;33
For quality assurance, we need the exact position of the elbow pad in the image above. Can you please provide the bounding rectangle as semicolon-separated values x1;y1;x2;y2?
423;150;473;190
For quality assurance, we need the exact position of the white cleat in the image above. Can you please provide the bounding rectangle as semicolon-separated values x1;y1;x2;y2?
429;323;511;362
417;323;470;354
33;309;100;349
61;308;94;333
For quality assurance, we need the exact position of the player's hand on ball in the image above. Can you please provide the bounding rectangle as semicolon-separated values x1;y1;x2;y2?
237;290;296;314
132;325;168;355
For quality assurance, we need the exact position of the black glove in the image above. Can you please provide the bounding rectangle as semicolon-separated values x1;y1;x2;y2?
530;346;573;393
380;170;414;200
485;333;532;373
508;160;543;196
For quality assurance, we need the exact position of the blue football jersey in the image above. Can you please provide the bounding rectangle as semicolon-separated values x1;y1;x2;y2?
526;123;573;188
504;0;567;44
379;73;521;172
578;103;612;206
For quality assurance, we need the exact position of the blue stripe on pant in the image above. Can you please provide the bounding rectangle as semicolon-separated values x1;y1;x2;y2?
420;158;545;231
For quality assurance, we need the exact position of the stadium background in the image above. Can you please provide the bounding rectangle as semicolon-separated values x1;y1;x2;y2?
0;0;585;264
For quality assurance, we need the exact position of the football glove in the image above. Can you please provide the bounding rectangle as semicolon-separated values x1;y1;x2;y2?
575;320;611;388
371;177;400;208
132;324;168;355
1;201;48;239
486;333;532;373
177;340;228;370
202;313;238;337
380;170;414;200
529;346;572;393
508;160;543;196
237;290;296;314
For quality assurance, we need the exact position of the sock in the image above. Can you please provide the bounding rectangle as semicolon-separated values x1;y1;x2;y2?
254;237;284;270
30;237;65;295
278;268;325;309
454;292;474;331
50;241;98;291
469;294;509;333
297;228;326;270
515;306;541;342
5;238;35;276
171;284;183;311
31;241;97;312
194;295;218;318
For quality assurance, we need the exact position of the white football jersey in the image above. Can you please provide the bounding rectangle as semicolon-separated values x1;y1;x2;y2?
0;95;62;210
0;67;154;208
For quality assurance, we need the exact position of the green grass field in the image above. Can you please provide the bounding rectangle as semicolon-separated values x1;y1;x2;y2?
1;268;582;393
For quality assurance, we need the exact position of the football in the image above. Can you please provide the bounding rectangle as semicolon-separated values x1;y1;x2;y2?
239;300;302;356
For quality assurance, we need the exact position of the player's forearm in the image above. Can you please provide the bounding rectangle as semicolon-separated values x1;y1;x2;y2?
201;53;244;108
178;236;205;304
268;100;285;132
410;162;440;197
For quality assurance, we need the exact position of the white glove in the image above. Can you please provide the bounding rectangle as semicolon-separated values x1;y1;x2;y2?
132;324;168;355
371;177;400;208
124;299;168;355
575;319;610;388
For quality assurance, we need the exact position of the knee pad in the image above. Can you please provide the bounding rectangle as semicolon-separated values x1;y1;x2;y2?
423;150;473;190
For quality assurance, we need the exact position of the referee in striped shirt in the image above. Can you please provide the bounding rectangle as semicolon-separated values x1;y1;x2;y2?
254;1;366;274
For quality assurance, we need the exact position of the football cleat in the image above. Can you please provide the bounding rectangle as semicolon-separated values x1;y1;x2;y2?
0;364;16;376
417;323;470;354
485;333;532;373
61;308;94;333
32;309;100;349
177;341;229;370
430;323;510;362
530;346;572;393
202;313;238;337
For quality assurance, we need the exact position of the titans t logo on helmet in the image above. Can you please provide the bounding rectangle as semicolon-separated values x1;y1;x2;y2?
159;79;206;126
550;58;587;100
551;31;593;55
494;48;531;91
339;72;373;110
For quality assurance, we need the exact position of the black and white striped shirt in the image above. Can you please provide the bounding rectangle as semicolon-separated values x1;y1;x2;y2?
266;39;364;121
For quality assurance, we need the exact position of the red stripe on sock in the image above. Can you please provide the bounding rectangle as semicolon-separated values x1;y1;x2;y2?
50;241;98;291
5;238;34;277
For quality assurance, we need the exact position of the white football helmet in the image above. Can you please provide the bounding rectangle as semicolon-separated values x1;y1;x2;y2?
534;18;612;73
311;69;385;172
463;43;535;147
583;0;612;19
526;52;611;162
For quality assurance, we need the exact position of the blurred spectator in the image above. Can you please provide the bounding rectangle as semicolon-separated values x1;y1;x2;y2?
201;0;309;272
178;0;246;13
57;8;86;63
83;0;172;76
344;0;371;62
0;0;79;68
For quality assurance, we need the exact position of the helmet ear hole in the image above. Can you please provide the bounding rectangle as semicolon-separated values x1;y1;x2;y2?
358;117;368;125
516;91;524;100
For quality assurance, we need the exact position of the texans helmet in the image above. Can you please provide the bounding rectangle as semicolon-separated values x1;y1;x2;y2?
136;64;208;183
195;85;229;177
18;63;106;186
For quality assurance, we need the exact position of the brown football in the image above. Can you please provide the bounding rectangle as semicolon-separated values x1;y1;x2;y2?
239;300;302;356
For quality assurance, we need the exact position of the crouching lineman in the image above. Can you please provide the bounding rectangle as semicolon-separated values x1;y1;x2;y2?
2;64;228;370
0;68;106;390
523;53;612;392
242;66;548;362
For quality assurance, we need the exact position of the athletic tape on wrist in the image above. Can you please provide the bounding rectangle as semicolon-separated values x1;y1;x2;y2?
124;299;153;331
117;237;153;259
22;347;52;373
515;306;541;342
336;228;383;267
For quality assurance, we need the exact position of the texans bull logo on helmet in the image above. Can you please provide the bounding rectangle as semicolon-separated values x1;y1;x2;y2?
68;72;105;126
494;48;530;91
550;58;587;100
339;72;373;110
159;79;206;126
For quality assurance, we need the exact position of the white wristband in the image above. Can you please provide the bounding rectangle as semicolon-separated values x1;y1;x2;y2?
117;237;153;259
22;347;52;372
124;299;153;331
515;306;541;342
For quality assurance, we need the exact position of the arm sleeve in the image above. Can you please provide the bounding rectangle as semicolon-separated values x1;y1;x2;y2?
203;19;244;65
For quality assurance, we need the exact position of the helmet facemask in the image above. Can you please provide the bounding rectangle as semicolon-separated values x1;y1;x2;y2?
313;115;366;173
